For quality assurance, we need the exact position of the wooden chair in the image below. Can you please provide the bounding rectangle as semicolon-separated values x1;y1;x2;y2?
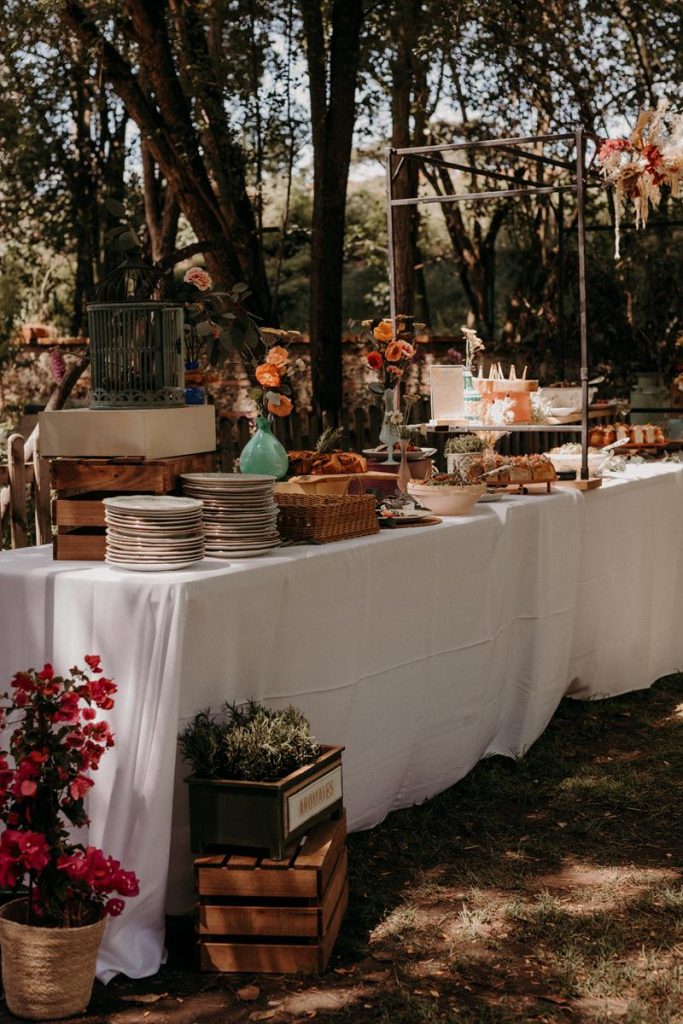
0;431;51;550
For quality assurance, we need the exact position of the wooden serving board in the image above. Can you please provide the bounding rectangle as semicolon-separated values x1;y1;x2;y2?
554;477;603;491
383;515;442;528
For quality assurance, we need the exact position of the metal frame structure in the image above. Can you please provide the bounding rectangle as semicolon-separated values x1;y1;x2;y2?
386;128;603;479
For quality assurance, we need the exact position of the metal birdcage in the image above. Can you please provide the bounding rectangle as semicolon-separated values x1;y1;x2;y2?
87;258;185;409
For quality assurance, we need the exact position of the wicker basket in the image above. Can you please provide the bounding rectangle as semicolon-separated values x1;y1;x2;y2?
0;898;106;1020
275;492;379;543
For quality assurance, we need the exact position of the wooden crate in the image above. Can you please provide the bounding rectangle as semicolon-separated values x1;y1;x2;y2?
196;812;348;974
51;452;215;561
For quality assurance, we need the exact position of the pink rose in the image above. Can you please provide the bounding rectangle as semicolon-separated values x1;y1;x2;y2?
183;267;213;291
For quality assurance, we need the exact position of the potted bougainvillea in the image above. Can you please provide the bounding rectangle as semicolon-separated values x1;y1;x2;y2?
0;656;139;1021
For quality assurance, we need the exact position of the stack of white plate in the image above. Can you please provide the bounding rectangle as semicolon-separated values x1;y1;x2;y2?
103;495;205;571
181;473;280;558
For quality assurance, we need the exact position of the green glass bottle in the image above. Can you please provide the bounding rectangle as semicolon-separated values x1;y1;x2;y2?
239;416;289;479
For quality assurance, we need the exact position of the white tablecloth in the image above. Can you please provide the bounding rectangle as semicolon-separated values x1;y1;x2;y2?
0;464;681;981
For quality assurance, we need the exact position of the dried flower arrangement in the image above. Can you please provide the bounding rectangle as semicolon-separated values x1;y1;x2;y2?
597;99;683;258
461;327;486;373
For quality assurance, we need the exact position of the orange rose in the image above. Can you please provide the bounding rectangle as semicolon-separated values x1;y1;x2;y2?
255;363;281;388
267;345;289;368
267;393;293;417
373;321;393;342
385;341;403;362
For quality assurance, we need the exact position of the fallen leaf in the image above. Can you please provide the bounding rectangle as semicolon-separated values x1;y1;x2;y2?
121;993;167;1004
238;985;261;1002
429;989;440;998
363;970;389;983
556;821;567;828
371;950;393;961
249;1012;276;1022
333;966;355;975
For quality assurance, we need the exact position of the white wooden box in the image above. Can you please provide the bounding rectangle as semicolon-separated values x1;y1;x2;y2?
39;406;216;459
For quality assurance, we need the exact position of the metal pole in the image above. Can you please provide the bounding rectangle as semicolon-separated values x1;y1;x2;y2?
557;192;566;380
575;127;590;480
385;148;397;333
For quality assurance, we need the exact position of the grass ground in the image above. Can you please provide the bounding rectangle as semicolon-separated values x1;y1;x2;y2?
2;674;682;1024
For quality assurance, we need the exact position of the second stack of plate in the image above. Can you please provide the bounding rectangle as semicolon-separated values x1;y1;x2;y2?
181;473;280;558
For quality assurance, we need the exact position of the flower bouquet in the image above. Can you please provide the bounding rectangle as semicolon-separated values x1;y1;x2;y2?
0;656;139;1020
597;99;683;258
362;316;420;460
240;328;306;477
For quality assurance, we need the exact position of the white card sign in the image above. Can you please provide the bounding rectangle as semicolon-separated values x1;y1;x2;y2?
429;364;466;422
286;765;343;834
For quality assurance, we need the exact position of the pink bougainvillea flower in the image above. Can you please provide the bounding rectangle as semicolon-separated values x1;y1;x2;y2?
183;267;213;291
69;775;94;801
113;868;140;898
88;677;117;710
16;831;50;872
0;852;19;888
106;898;125;917
84;655;103;674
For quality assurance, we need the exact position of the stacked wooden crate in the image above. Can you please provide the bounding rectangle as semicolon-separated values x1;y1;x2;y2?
39;406;217;561
196;812;348;974
51;453;214;560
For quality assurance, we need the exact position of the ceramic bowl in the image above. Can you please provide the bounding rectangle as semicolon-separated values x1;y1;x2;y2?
544;451;607;475
407;482;486;516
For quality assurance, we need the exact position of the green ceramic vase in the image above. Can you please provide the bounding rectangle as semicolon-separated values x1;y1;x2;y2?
239;415;289;479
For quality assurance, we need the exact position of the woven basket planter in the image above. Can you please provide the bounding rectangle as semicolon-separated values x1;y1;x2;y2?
275;492;379;543
0;899;106;1020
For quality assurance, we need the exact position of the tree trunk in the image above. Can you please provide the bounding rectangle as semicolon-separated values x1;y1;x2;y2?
59;0;272;321
390;0;427;319
300;0;364;418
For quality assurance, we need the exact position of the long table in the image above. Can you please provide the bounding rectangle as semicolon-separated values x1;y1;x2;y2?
1;463;682;981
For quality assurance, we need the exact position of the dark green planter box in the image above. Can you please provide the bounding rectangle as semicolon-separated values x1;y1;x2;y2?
185;745;344;860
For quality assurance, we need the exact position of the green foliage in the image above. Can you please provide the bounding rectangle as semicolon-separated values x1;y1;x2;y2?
445;433;487;454
179;699;322;782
